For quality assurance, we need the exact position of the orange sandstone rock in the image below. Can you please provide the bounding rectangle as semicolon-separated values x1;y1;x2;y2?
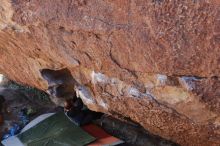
0;0;220;145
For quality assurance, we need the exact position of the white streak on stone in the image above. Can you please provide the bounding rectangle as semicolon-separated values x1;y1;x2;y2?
128;87;141;97
91;71;108;84
75;85;95;104
179;76;198;91
156;74;167;86
91;71;155;100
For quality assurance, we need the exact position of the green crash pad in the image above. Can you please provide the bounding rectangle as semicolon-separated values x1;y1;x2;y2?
17;112;95;146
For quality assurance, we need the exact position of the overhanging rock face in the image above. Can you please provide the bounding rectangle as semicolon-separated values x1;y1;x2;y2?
0;0;220;145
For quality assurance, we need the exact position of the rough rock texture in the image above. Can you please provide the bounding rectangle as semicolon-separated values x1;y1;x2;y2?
0;0;220;145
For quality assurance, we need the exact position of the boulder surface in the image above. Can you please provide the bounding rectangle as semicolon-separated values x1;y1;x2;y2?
0;0;220;145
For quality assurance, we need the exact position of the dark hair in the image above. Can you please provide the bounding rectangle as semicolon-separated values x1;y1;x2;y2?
0;95;5;103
